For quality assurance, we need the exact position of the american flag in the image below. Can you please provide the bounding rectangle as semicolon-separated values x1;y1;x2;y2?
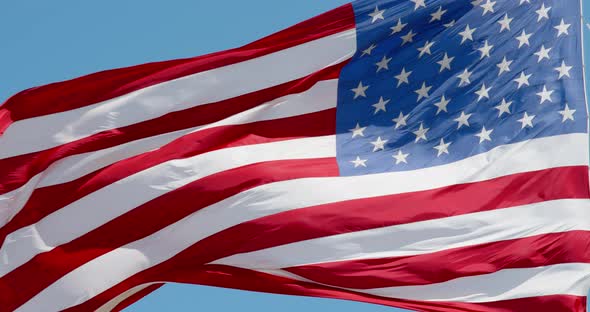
0;0;588;311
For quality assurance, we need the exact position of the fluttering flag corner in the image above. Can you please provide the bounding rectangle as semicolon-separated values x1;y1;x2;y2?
1;0;590;311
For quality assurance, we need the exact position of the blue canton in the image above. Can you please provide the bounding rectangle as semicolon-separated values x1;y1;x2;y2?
336;0;587;176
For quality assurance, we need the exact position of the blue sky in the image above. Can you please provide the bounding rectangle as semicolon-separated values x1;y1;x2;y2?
1;1;589;311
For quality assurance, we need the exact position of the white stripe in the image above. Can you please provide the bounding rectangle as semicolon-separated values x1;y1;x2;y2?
0;79;339;226
366;263;590;302
14;134;589;311
95;282;161;312
213;199;590;269
0;135;336;277
263;263;590;303
0;30;356;159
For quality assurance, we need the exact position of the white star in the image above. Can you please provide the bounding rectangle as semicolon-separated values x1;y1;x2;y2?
555;19;571;37
444;20;456;28
515;30;532;48
497;56;513;76
471;0;483;6
498;14;513;32
519;0;531;5
349;123;366;138
411;0;427;10
369;6;385;23
413;123;430;142
375;55;392;72
536;85;554;104
534;45;552;63
434;138;452;157
457;69;473;87
495;98;513;117
361;44;377;57
434;95;451;114
393;150;409;164
395;67;412;87
392;111;409;129
372;96;390;114
454;112;472;129
430;6;447;22
559;104;576;122
351;81;369;99
517;112;535;129
535;3;551;22
437;53;454;72
475;126;493;143
391;19;407;35
475;83;492;101
478;40;493;59
459;25;477;44
514;71;532;89
480;0;496;15
417;40;435;58
401;30;417;45
351;156;368;168
371;136;388;152
555;61;573;79
415;82;432;102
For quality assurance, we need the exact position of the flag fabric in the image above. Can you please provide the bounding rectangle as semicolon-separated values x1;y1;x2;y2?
0;0;589;311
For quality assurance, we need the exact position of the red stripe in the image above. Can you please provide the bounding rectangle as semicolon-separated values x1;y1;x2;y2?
0;108;336;244
65;264;587;312
4;166;587;310
286;230;590;289
0;3;354;134
0;62;343;196
0;158;339;311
